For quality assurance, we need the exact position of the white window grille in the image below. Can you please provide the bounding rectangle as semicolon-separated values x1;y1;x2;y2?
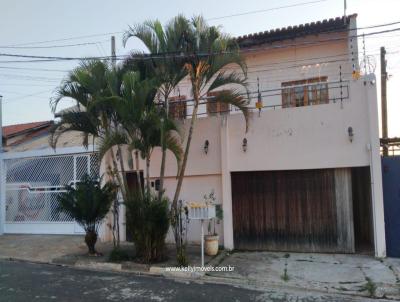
5;153;99;223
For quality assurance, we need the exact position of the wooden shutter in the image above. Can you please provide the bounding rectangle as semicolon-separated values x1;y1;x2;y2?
168;96;187;119
207;91;230;115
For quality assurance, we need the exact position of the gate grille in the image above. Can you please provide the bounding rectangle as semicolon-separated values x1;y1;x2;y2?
5;153;99;223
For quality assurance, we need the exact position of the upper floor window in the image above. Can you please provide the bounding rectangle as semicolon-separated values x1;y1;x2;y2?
281;77;329;108
168;95;187;119
207;91;230;115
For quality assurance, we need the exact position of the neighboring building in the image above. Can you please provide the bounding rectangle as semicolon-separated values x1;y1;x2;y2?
101;14;385;257
3;121;53;152
0;122;98;235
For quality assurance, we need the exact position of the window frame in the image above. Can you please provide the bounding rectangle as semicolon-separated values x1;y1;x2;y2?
281;77;329;108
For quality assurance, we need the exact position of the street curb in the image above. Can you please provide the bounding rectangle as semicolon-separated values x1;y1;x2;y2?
2;256;397;301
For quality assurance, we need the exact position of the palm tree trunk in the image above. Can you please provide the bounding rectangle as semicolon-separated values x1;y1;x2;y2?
158;117;166;201
146;156;151;193
109;148;122;248
117;145;128;200
172;99;199;208
158;92;169;200
134;151;143;197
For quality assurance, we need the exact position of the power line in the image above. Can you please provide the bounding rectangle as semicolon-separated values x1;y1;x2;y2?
1;2;329;47
206;0;328;21
6;32;123;47
3;90;53;103
0;66;68;72
1;26;399;63
0;41;108;49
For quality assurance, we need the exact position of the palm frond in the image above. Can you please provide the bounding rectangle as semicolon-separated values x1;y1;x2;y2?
165;132;183;173
49;110;99;149
97;130;129;160
207;89;250;132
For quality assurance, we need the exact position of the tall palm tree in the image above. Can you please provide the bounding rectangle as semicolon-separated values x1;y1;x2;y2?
123;16;188;201
167;16;250;212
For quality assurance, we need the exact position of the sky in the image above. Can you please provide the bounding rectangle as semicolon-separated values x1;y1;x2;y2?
1;0;400;136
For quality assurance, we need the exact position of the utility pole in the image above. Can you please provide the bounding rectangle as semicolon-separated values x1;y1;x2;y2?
381;46;389;156
0;94;3;235
111;36;116;66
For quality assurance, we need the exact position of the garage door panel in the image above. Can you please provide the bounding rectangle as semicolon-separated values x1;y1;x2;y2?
232;169;348;252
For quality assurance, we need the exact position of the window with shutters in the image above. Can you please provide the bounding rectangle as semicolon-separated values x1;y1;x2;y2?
207;91;230;115
168;96;187;119
281;77;329;108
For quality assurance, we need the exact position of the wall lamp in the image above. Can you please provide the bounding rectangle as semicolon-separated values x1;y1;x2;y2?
242;138;248;152
348;126;354;142
204;140;209;154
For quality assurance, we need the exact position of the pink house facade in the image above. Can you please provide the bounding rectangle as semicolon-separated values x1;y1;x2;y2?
100;15;386;257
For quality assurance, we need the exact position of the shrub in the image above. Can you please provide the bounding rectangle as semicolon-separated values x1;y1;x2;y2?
57;175;115;255
125;191;170;263
108;247;132;262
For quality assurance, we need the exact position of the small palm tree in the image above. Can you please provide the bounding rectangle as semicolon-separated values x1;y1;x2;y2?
50;60;128;247
99;70;183;194
57;175;116;255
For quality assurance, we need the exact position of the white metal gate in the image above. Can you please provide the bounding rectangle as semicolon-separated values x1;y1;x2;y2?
3;149;99;234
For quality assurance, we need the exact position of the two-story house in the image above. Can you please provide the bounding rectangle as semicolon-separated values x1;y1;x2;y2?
100;14;385;257
0;14;385;258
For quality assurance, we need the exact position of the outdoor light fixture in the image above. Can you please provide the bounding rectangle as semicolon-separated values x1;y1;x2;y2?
242;138;248;152
348;126;354;142
204;140;209;154
255;77;263;116
116;149;120;161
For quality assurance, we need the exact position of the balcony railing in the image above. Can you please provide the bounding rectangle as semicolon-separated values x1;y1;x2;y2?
167;80;350;119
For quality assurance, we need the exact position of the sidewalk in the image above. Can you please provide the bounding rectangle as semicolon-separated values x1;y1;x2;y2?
1;235;400;300
0;234;214;275
206;251;400;300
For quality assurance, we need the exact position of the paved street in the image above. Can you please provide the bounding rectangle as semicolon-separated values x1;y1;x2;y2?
0;260;394;302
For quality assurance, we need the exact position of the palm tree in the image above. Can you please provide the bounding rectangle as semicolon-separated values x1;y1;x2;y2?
57;175;116;255
123;16;188;201
166;16;250;214
51;60;130;247
101;70;183;195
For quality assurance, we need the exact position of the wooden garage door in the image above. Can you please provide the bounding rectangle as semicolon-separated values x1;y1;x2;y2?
231;169;342;252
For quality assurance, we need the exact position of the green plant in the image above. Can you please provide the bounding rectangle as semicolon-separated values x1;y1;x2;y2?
57;175;115;255
125;190;170;263
108;247;132;262
170;199;189;266
204;190;223;236
361;277;377;297
281;267;290;282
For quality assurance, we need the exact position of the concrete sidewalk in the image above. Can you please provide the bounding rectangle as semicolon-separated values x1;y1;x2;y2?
0;234;87;263
207;251;400;300
0;234;213;274
1;235;400;300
